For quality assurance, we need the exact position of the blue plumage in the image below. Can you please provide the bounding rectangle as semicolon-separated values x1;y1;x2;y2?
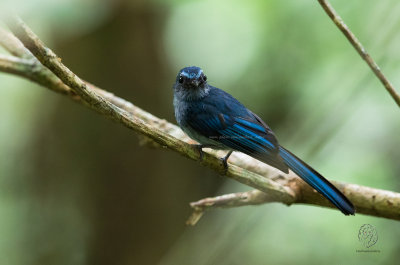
278;146;354;214
173;66;355;215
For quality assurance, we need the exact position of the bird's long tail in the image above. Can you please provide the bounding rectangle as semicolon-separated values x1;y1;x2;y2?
279;146;355;215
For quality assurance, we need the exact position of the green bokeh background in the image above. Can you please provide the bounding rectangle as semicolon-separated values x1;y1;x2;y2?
0;0;399;264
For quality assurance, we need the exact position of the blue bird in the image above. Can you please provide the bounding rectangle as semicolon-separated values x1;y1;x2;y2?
173;66;355;215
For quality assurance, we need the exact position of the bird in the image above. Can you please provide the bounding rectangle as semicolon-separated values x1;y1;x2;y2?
173;66;355;215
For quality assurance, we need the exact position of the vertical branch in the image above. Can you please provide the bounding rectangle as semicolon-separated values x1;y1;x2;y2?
318;0;400;108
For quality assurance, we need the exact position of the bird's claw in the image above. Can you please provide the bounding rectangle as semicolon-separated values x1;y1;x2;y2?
220;151;233;175
194;144;206;161
193;146;232;175
220;157;229;173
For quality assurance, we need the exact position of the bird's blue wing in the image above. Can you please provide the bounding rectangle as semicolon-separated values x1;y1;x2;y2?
186;109;288;172
179;86;354;215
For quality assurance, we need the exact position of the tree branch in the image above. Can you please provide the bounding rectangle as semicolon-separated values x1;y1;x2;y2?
0;54;33;75
187;190;273;225
0;27;30;58
1;17;399;222
3;16;295;204
188;179;400;225
318;0;400;108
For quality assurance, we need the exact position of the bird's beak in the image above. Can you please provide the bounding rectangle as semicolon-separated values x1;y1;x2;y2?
190;79;200;88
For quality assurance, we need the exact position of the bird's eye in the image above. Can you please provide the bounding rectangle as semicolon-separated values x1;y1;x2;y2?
179;76;183;83
203;75;207;81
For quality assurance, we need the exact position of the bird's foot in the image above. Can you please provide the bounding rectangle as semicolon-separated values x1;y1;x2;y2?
220;151;233;175
193;144;214;161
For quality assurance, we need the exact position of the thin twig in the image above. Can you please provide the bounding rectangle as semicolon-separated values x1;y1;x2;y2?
188;180;400;224
318;0;400;107
0;27;31;58
0;54;33;75
0;18;399;222
187;190;270;225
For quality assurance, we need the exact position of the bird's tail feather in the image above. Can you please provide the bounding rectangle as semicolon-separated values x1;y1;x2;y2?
279;146;355;215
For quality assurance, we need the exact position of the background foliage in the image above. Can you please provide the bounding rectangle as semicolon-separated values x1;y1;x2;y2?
0;0;399;264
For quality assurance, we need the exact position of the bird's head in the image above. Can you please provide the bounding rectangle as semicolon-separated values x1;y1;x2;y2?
175;66;208;89
173;66;209;100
